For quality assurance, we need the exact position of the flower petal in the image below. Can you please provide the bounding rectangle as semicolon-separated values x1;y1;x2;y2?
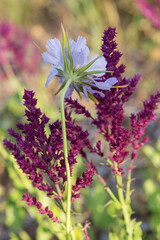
42;52;58;65
70;37;89;55
45;66;58;88
58;77;63;84
75;37;90;63
69;37;90;68
65;85;74;98
85;55;107;76
72;50;85;69
83;86;89;101
45;39;64;69
90;89;105;97
94;77;118;90
46;39;62;58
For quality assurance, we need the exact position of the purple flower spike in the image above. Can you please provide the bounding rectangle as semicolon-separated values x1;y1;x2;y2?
66;27;160;175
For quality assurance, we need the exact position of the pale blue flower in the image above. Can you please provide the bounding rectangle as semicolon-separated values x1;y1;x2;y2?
42;35;117;101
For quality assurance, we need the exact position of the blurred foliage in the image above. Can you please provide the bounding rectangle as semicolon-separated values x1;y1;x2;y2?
84;179;118;239
0;140;63;240
0;0;160;239
143;139;160;240
0;139;86;240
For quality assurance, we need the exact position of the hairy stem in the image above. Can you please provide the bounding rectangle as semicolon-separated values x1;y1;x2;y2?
60;78;73;240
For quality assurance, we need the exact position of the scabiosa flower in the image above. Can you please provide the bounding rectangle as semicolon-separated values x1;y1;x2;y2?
42;28;117;101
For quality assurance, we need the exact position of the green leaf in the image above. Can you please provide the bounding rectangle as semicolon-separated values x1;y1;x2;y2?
61;25;69;72
66;31;74;71
79;81;94;87
33;41;44;53
75;85;98;102
10;232;19;240
88;92;99;104
55;68;65;75
109;232;120;240
104;200;113;209
104;157;113;166
133;220;142;240
75;55;101;75
111;85;128;88
79;70;112;78
55;81;66;95
73;85;82;99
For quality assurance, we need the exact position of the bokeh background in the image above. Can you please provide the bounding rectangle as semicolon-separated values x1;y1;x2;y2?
0;0;160;239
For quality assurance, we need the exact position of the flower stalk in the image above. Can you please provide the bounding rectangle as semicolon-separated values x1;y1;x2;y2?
60;78;73;240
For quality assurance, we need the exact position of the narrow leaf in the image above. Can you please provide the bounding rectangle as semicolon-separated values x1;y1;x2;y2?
80;70;112;78
73;86;82;99
61;24;69;72
75;55;101;75
79;81;94;87
55;68;65;75
55;81;66;95
88;92;99;104
33;41;44;53
104;200;113;209
111;85;128;88
66;31;74;71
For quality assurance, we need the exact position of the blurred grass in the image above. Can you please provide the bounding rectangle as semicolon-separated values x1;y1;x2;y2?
0;0;160;239
142;140;160;239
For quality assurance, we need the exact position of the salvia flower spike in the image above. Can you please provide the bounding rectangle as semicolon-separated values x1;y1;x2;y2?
42;27;118;101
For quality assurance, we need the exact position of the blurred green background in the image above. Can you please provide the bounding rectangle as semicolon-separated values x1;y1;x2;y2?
0;0;160;239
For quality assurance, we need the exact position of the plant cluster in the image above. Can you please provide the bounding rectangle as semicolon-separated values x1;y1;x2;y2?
4;27;160;240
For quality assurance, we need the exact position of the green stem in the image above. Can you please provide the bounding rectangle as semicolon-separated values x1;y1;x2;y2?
115;166;133;240
105;186;121;208
97;172;121;208
60;78;73;240
126;169;132;204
